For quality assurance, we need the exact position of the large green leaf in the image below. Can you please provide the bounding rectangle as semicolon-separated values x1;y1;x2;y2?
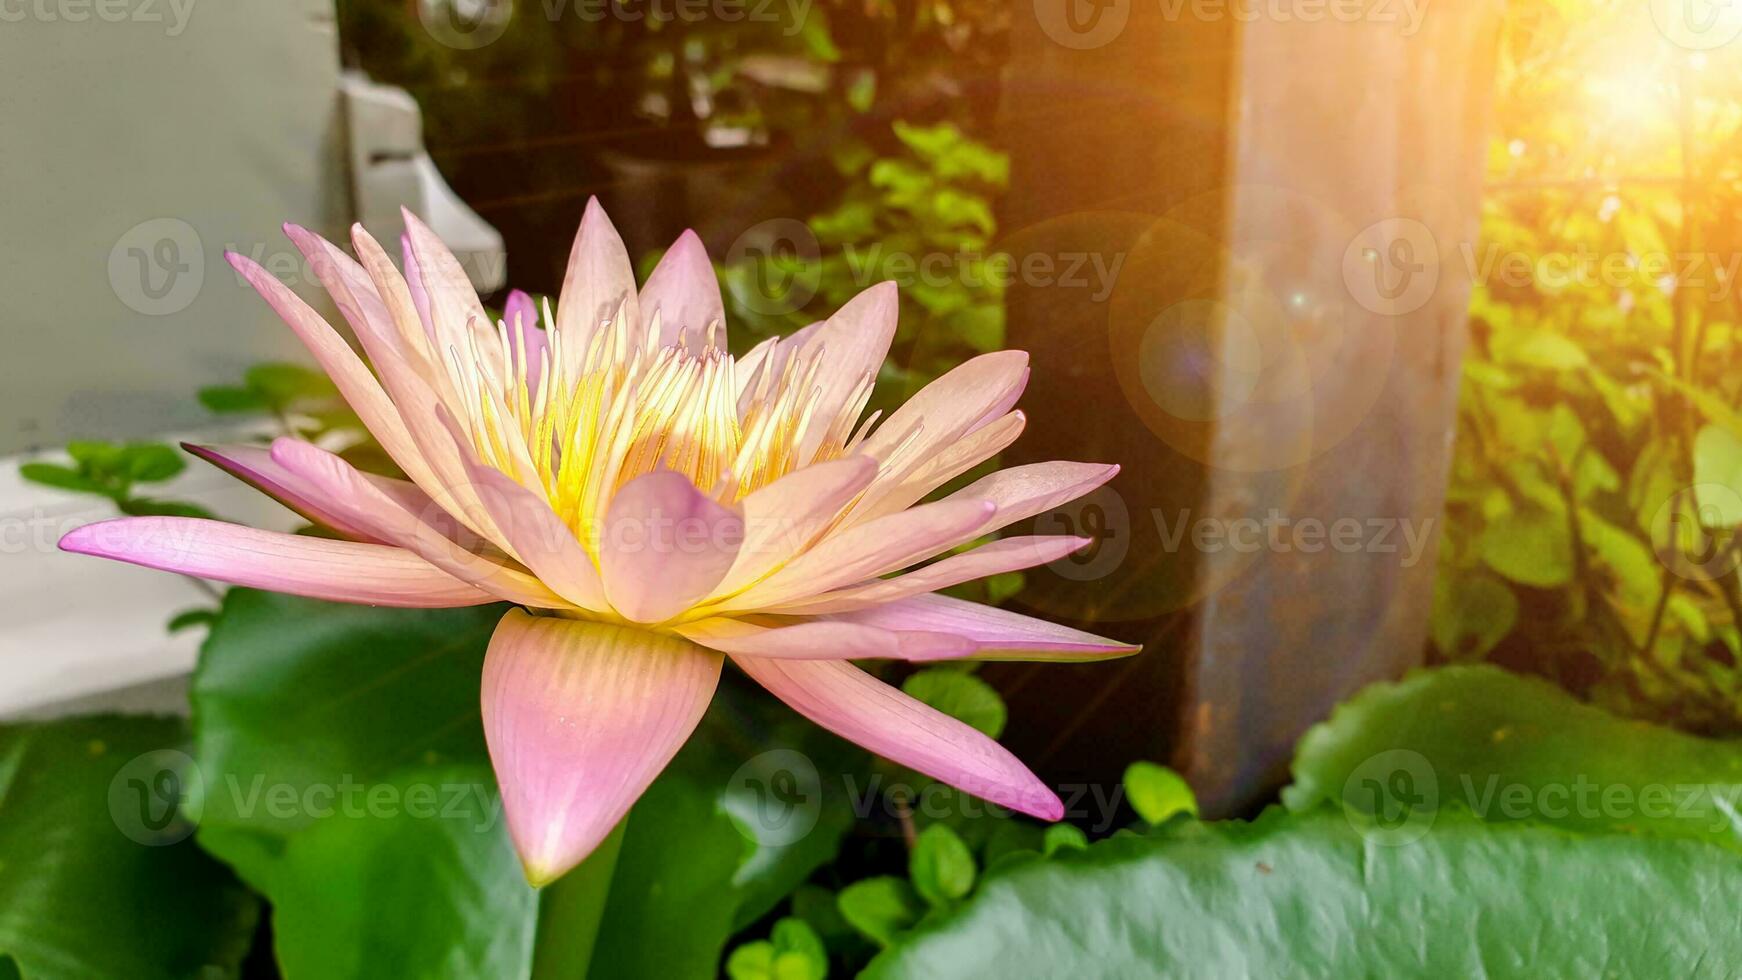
191;590;536;979
863;808;1742;977
192;590;859;979
0;716;259;980
585;675;863;977
1283;666;1742;848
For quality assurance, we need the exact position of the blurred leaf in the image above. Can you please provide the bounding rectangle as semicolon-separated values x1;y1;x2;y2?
198;386;270;414
245;363;336;405
1123;762;1197;825
1479;509;1573;587
910;824;976;907
192;590;532;978
863;808;1742;977
18;462;109;496
900;669;1006;738
119;444;186;483
167;607;219;634
1040;823;1087;856
726;918;828;980
119;498;215;520
0;716;259;979
837;877;921;947
1431;571;1519;660
1284;666;1742;849
1695;425;1742;527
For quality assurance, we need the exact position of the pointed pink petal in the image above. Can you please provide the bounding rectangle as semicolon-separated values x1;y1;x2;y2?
768;534;1091;614
675;618;972;660
502;289;549;395
284;224;429;368
943;460;1121;537
554;197;638;354
344;225;522;540
733;335;780;403
861;350;1030;464
401;208;493;353
733;656;1062;820
184;443;380;542
713;455;879;597
791;282;899;461
59;517;494;608
836;593;1140;661
484;611;721;884
598;471;744;623
225;250;425;483
639;230;724;350
847;410;1026;526
400;234;438;344
720;498;995;612
269;438;569;609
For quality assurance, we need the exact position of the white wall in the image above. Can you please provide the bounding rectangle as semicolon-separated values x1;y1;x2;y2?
0;0;348;456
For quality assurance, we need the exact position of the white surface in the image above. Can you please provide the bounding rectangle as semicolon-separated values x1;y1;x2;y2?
343;72;508;293
0;437;301;718
0;0;348;456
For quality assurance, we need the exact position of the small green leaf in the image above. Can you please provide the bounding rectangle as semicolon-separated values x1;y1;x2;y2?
901;669;1006;738
18;462;109;496
910;823;977;907
726;941;775;980
119;498;215;519
245;362;335;404
838;877;921;946
1124;762;1198;825
119;443;185;483
65;440;125;472
1041;823;1088;855
1694;425;1742;527
1479;509;1573;587
166;608;218;634
197;385;269;413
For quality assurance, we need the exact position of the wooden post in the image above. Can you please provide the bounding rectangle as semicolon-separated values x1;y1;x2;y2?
992;0;1503;815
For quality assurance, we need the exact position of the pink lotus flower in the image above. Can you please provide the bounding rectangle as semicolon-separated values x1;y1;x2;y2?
62;201;1137;884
